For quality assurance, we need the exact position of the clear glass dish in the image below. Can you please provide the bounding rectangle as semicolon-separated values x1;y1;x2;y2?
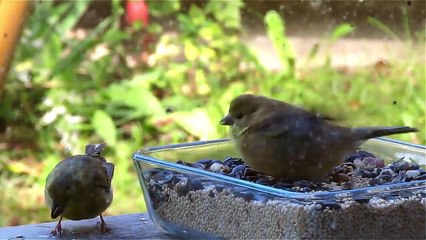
133;138;426;239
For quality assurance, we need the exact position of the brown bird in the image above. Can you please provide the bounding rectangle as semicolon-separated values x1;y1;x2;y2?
44;143;114;236
220;94;418;180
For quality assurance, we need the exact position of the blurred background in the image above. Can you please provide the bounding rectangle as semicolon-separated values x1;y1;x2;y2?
0;0;424;226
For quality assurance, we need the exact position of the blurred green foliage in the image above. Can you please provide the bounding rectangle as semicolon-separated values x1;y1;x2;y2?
0;0;424;226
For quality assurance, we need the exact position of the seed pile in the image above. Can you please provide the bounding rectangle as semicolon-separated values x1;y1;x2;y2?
144;149;426;239
175;149;426;192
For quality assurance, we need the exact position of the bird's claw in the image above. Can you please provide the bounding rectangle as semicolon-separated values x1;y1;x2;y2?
97;221;110;233
50;223;63;237
97;215;110;234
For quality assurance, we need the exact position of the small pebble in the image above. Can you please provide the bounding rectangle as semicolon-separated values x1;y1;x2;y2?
373;168;382;176
210;162;224;172
354;197;370;204
390;158;414;172
229;165;246;179
359;169;376;178
214;185;225;192
374;158;385;168
293;180;315;188
380;169;394;175
256;178;276;186
177;178;204;196
191;162;205;169
377;174;392;182
369;178;384;186
223;157;243;167
247;176;261;181
390;172;406;183
176;160;186;165
362;157;377;167
234;191;255;202
197;159;213;167
230;165;246;174
152;171;176;185
299;187;312;192
253;193;271;202
398;190;415;198
316;200;341;210
245;167;258;176
345;150;375;162
406;170;420;179
415;175;426;180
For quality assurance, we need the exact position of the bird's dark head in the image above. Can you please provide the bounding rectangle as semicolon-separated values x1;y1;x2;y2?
220;94;268;127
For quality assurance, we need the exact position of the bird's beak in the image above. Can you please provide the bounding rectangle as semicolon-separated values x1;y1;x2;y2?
51;204;66;219
220;114;234;126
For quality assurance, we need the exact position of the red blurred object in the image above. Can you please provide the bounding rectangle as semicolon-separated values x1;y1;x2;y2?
125;0;149;26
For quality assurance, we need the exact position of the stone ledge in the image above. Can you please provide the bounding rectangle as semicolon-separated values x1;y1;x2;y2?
0;213;175;240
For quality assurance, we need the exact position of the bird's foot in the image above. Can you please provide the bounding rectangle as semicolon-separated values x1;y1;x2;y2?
97;215;110;233
96;221;110;233
50;220;63;237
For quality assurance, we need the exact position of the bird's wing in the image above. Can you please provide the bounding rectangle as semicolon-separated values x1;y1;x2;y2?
46;166;76;218
90;167;112;190
103;162;115;183
252;110;323;138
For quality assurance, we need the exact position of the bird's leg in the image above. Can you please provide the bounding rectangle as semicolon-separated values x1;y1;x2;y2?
97;214;110;233
50;217;63;236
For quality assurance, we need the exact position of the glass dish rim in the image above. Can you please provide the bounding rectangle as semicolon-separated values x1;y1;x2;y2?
137;137;426;153
133;137;426;200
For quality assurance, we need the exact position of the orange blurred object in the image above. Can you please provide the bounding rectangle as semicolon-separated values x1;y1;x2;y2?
0;0;32;93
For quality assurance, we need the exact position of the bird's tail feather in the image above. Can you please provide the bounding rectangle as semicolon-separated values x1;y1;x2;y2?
355;126;418;140
85;143;106;156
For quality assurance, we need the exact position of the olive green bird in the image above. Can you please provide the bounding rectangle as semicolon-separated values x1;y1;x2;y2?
220;94;418;180
44;143;114;236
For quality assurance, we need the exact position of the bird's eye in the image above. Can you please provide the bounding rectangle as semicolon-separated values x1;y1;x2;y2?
236;113;243;119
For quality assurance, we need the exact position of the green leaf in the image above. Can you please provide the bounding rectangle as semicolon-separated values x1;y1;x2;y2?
103;28;129;44
130;124;143;147
331;23;355;42
149;0;180;16
188;5;205;22
147;23;164;34
129;70;163;87
131;88;165;116
184;40;200;61
205;0;243;29
307;43;320;60
264;11;295;77
41;34;62;70
91;110;117;145
105;81;164;117
171;108;218;139
367;16;400;41
57;2;91;37
111;0;125;20
401;6;412;42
